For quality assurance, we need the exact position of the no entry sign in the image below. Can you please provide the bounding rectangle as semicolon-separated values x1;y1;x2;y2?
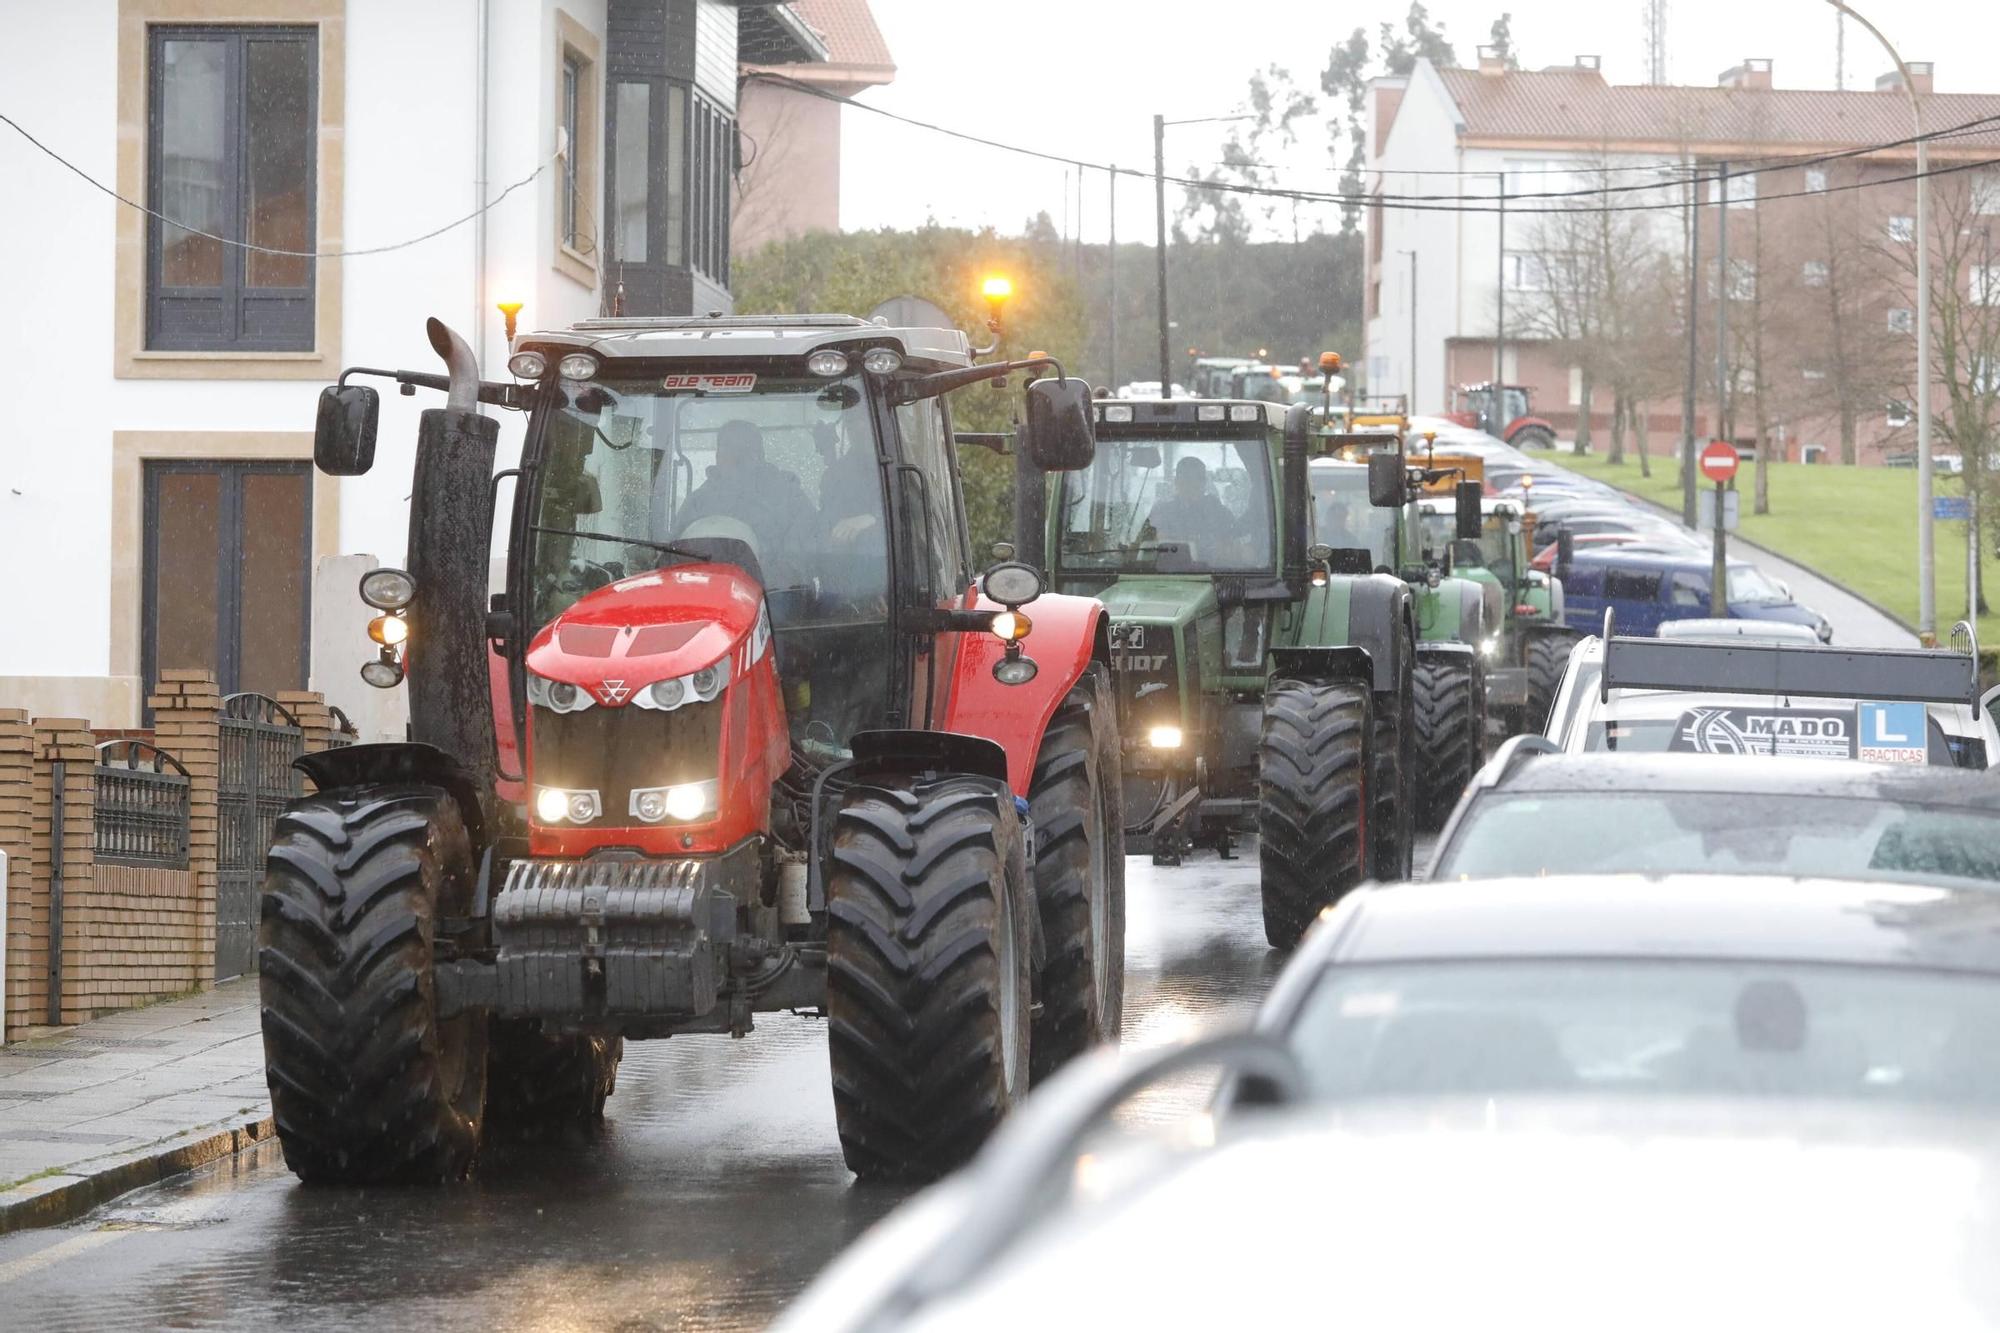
1699;440;1740;484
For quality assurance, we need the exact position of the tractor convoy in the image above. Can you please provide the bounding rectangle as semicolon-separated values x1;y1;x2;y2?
257;315;1572;1187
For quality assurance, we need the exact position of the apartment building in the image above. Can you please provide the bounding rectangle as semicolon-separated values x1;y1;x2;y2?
0;0;827;729
1364;53;2000;458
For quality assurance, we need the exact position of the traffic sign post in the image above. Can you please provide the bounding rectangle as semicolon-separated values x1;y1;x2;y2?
1699;441;1739;616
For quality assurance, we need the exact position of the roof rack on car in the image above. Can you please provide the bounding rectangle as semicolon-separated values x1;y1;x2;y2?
1599;618;1978;707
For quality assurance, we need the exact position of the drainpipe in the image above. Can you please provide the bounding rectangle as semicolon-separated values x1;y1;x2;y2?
473;0;491;371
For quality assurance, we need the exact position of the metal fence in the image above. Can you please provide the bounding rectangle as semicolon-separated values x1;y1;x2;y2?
216;693;304;980
93;739;191;869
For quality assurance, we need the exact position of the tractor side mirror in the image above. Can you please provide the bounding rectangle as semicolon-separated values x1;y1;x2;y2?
1366;451;1405;508
1455;481;1483;539
1024;377;1096;472
314;384;379;476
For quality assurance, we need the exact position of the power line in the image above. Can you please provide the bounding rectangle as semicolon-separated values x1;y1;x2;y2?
0;109;551;259
744;72;2000;215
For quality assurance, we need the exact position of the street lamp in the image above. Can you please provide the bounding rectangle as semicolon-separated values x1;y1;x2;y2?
1828;0;1934;640
1154;112;1255;394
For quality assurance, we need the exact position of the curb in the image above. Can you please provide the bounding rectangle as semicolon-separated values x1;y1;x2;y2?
1546;461;1921;636
0;1114;274;1236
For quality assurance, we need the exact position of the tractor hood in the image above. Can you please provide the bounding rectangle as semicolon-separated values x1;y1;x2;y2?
526;562;768;705
1091;577;1221;628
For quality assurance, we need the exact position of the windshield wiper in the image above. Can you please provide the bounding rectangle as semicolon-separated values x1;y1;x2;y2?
532;525;711;562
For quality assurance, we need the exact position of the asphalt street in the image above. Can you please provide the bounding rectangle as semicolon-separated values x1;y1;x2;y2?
0;848;1324;1332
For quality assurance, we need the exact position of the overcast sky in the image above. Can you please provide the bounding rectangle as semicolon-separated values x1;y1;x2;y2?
840;0;1998;242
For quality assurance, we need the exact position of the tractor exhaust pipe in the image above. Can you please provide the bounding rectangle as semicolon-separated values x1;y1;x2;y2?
1281;403;1313;599
404;319;500;804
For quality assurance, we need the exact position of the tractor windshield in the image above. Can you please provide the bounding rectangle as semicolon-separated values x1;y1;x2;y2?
1423;509;1518;585
1057;434;1276;576
1310;464;1399;570
529;372;895;747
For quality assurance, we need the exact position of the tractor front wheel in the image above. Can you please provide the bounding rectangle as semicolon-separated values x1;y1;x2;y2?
1412;655;1484;830
826;776;1034;1182
1029;664;1126;1083
1525;631;1580;735
258;785;489;1184
1258;678;1370;950
485;1021;623;1134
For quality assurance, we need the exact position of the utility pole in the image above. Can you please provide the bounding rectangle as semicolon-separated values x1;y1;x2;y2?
1683;162;1701;528
1715;161;1730;451
1495;173;1507;393
1154;114;1170;393
1400;249;1419;411
1108;165;1118;392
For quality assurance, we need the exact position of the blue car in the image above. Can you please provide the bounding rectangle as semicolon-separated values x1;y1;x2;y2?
1558;546;1833;641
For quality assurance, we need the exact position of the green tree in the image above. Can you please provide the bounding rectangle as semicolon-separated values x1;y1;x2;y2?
734;225;1088;553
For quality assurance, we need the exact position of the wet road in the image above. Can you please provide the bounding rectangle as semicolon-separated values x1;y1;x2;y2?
0;849;1329;1332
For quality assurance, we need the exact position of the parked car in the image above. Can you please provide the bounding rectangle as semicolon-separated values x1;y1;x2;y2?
1555;546;1832;640
781;876;2000;1331
1540;622;1996;767
1429;749;2000;885
1529;531;1648;571
1655;617;1825;644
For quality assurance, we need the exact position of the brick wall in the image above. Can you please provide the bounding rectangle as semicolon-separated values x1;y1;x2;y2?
0;674;344;1040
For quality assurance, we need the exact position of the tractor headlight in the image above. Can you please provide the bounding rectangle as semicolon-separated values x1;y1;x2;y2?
630;779;718;824
557;352;599;381
1148;725;1185;749
360;656;404;689
632;659;729;712
358;567;416;611
807;349;850;377
527;672;596;714
1481;636;1500;659
508;350;549;379
535;787;601;824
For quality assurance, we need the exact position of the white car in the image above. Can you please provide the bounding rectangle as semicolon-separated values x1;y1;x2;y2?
1657;618;1825;644
1544;619;1998;768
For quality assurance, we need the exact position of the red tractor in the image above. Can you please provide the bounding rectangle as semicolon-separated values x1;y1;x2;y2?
1445;383;1557;451
262;315;1124;1184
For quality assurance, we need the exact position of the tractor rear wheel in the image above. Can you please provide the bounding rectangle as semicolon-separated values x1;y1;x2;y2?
1412;656;1483;830
1029;664;1126;1083
485;1021;623;1134
1512;425;1556;451
1258;678;1370;950
1525;631;1580;734
258;785;488;1184
826;775;1034;1182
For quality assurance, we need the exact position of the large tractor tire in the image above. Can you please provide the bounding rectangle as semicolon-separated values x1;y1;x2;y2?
1258;678;1370;951
1525;631;1581;735
826;775;1034;1182
1511;424;1556;451
259;785;489;1184
1028;664;1126;1084
1367;634;1417;882
485;1021;623;1134
1412;655;1484;831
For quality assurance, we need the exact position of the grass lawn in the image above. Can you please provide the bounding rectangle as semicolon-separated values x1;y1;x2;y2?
1545;449;2000;645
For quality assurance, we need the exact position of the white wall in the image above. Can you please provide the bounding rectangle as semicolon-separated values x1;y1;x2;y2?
0;0;608;697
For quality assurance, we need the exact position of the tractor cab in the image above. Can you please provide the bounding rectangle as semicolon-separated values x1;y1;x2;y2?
1447;383;1556;451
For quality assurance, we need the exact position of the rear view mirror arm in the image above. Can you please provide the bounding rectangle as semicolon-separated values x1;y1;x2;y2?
888;356;1067;406
338;365;532;411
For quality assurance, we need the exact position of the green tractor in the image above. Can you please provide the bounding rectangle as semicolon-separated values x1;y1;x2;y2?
1035;394;1431;947
1308;435;1492;831
1414;487;1580;738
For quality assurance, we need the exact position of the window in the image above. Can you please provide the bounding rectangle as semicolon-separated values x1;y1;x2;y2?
562;56;582;250
146;25;316;351
551;11;598;286
609;81;650;263
894;399;970;598
1722;171;1757;208
1503;251;1547;291
1974;358;2000;395
1973;265;2000;307
1975;170;2000;216
689;93;732;285
1889;400;1912;427
1567;366;1584;407
1888;215;1915;244
1668;572;1707;607
1805;168;1828;193
1604;569;1662;600
1802;260;1829;287
1889;307;1914;334
1803;367;1828;381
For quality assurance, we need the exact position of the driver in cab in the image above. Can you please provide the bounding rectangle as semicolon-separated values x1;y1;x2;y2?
676;419;819;563
1143;455;1238;563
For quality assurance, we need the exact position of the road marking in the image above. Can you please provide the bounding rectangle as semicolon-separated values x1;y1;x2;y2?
0;1229;123;1285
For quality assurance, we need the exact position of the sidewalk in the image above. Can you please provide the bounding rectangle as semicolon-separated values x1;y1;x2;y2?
0;979;272;1233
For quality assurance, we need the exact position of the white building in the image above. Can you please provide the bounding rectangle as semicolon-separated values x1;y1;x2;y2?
0;0;825;731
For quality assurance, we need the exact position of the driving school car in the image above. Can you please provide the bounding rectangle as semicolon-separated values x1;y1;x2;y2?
1545;613;1999;768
